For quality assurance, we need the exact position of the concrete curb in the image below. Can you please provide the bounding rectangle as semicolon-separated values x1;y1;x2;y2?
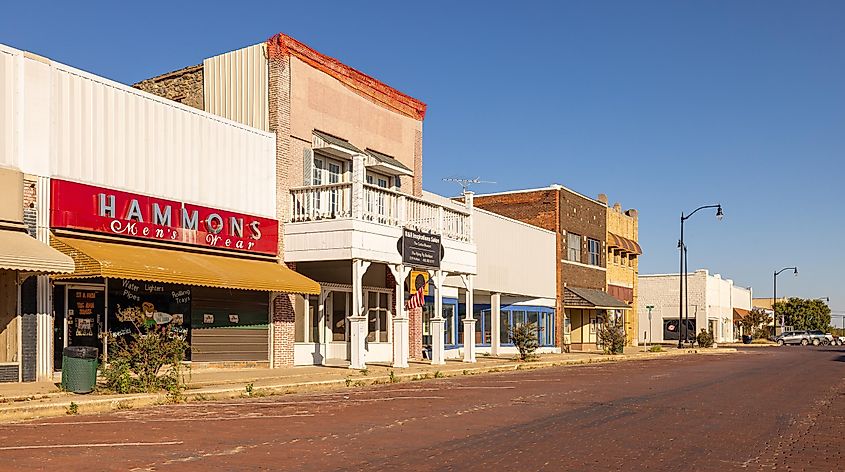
0;348;735;423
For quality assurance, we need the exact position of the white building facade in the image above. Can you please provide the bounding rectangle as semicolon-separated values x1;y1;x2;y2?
423;194;558;359
638;269;752;344
1;43;320;382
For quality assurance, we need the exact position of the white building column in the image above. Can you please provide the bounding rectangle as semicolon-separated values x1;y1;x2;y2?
461;274;476;363
490;292;501;357
430;270;447;365
349;259;371;370
389;264;411;368
351;154;366;220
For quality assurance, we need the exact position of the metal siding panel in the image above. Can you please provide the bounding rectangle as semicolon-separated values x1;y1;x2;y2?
204;44;269;132
3;43;274;217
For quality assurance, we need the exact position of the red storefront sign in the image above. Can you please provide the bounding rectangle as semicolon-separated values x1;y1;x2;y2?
50;179;278;256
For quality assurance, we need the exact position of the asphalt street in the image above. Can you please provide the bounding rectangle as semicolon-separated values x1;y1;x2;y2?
0;347;842;471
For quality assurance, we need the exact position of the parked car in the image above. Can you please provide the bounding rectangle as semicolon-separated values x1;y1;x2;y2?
807;330;834;346
774;331;811;346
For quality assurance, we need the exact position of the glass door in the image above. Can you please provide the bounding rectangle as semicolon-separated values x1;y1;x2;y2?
66;286;105;355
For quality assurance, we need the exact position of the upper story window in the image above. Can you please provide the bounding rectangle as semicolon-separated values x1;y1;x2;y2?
313;155;345;186
366;171;393;190
566;233;581;262
588;238;600;266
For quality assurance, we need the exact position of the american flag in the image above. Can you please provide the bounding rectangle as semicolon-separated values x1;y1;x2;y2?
406;278;429;310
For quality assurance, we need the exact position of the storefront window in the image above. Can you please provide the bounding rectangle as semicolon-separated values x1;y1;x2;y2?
309;295;320;343
481;309;492;344
108;280;190;350
367;291;390;343
331;291;348;341
444;304;455;345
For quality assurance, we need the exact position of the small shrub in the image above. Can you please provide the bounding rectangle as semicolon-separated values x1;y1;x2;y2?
359;368;369;376
433;370;444;379
697;329;715;348
389;371;400;383
648;345;664;353
597;317;626;355
245;383;254;397
66;402;79;416
101;316;189;395
507;322;540;361
345;377;353;387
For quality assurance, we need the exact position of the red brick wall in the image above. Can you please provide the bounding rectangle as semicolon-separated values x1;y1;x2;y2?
272;293;296;367
473;190;558;232
409;306;422;359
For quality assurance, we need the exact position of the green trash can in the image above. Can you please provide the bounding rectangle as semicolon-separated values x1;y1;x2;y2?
61;346;99;394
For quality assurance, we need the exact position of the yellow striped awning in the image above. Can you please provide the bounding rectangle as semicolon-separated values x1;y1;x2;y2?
0;228;74;274
51;236;320;295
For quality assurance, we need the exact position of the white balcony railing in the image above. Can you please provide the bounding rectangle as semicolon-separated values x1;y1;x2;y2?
288;183;472;242
290;183;352;222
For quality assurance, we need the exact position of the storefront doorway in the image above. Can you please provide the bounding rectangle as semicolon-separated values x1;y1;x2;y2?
53;283;105;369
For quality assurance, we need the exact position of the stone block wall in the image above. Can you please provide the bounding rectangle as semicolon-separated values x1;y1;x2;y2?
133;65;204;111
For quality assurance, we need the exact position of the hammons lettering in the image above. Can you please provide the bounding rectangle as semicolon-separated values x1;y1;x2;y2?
98;193;261;240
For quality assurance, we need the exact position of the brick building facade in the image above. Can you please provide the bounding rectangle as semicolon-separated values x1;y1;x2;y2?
474;185;632;351
605;198;641;346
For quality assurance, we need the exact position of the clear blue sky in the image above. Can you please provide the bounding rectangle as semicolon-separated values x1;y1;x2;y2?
3;1;843;310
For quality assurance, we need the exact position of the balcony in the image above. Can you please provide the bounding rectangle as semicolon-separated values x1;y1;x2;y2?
285;182;476;273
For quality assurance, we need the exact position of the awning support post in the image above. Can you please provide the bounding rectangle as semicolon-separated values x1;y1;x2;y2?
349;259;371;370
388;264;411;368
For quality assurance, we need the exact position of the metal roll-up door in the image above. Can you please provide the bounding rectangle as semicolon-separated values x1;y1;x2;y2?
190;287;269;362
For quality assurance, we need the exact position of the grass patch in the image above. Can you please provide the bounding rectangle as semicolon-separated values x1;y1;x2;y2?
648;345;664;353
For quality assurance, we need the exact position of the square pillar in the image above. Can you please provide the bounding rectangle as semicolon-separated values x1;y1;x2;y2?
490;292;501;357
430;270;446;365
349;259;371;370
461;274;476;363
389;264;411;368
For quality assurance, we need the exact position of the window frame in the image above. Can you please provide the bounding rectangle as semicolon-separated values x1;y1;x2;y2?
566;232;582;262
588;238;600;266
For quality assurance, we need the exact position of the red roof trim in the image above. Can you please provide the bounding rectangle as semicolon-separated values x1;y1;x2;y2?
267;33;427;121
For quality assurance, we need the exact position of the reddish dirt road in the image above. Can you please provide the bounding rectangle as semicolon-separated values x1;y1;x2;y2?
0;347;842;471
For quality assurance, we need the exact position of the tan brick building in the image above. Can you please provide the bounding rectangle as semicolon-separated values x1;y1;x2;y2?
604;198;641;346
136;34;478;369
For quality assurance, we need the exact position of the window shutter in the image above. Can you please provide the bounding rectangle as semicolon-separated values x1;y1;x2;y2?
303;148;314;185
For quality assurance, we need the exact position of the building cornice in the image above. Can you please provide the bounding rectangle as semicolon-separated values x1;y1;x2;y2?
266;34;427;121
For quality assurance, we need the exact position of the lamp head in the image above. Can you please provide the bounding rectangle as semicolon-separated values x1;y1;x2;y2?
715;205;724;222
793;268;798;277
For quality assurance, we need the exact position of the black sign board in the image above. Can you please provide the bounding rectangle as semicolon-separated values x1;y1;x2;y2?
400;229;442;269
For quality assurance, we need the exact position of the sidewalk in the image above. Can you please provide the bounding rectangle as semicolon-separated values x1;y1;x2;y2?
0;347;736;423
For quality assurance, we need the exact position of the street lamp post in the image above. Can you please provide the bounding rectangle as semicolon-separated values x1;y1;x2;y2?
678;204;723;349
773;267;798;335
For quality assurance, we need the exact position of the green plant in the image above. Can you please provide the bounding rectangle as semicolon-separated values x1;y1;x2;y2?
245;383;254;397
359;368;369;376
389;371;400;383
751;338;771;344
353;380;366;387
115;400;134;410
345;377;353;387
648;345;664;353
697;329;715;348
100;317;189;395
507;322;540;361
433;370;444;379
66;402;79;415
597;317;626;355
